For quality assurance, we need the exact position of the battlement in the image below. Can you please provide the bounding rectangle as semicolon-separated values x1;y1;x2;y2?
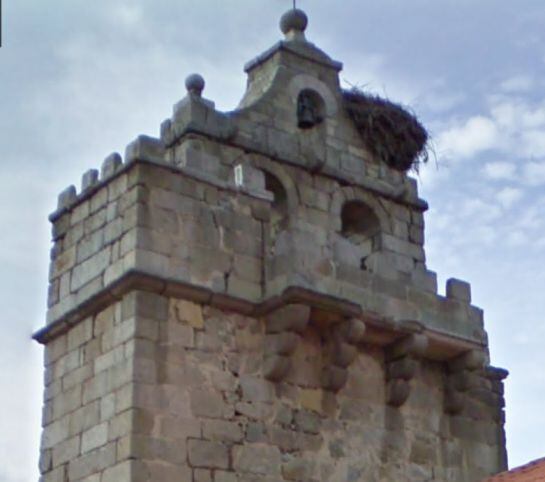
43;103;484;350
35;9;507;482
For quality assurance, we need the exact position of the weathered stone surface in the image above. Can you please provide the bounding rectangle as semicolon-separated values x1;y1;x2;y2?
446;278;472;303
233;445;282;475
188;439;229;469
36;8;507;482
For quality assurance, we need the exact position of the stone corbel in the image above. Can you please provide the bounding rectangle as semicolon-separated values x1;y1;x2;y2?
321;318;366;392
263;304;310;381
385;334;428;407
444;350;487;416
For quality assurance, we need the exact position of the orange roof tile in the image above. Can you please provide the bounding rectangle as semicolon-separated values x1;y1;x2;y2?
485;458;545;481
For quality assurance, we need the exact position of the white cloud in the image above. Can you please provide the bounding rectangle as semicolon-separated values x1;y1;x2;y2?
437;116;499;160
499;75;535;93
497;186;523;208
506;230;528;247
483;161;517;180
111;4;144;28
522;160;545;186
460;197;502;223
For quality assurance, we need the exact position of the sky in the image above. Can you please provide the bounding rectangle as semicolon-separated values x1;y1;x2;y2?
1;1;544;480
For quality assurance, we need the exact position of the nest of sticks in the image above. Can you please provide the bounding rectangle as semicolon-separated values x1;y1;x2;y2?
343;88;430;172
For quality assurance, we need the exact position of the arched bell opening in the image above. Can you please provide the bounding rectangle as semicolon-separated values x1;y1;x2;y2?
297;89;325;129
341;200;382;270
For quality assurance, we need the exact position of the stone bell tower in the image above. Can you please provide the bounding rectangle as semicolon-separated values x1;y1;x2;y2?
35;8;508;482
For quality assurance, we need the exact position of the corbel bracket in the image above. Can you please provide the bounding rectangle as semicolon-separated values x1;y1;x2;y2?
321;318;366;392
444;349;488;416
263;304;310;381
385;334;428;407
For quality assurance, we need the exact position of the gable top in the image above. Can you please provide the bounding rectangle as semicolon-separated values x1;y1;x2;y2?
245;8;343;73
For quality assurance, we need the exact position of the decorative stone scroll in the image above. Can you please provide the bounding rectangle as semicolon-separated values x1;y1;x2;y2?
444;350;487;415
385;334;428;407
263;304;310;381
321;318;366;392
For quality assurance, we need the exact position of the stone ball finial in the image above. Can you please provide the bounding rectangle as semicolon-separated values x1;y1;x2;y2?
185;73;205;97
280;8;308;34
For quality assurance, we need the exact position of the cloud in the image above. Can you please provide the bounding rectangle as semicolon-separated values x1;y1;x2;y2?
506;230;528;247
499;75;535;93
437;116;499;160
522;160;545;186
483;161;517;180
496;186;523;208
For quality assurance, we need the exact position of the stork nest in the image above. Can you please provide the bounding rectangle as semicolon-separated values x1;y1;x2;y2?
343;88;429;172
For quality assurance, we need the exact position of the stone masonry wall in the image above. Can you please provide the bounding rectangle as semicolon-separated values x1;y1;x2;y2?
40;299;136;482
37;9;508;482
39;288;506;482
40;290;500;482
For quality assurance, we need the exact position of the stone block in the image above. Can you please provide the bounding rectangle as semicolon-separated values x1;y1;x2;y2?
125;135;165;164
101;153;123;179
232;444;281;476
446;278;472;303
81;422;108;453
67;443;116;480
321;365;348;392
299;389;323;414
240;375;275;402
190;389;228;419
293;409;321;434
282;456;314;481
71;247;111;292
188;439;229;469
387;379;410;407
387;358;418;381
266;304;310;333
81;169;99;192
215;471;238;482
194;468;213;482
203;420;244;443
101;461;132;482
170;299;204;329
51;435;80;467
263;355;291;382
57;185;77;210
265;332;299;356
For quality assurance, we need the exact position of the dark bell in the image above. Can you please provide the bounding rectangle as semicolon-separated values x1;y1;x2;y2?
298;108;317;129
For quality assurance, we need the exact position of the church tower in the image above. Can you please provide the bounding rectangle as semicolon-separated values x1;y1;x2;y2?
35;9;507;482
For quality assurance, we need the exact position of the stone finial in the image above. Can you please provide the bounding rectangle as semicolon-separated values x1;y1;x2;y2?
280;8;308;36
185;73;205;97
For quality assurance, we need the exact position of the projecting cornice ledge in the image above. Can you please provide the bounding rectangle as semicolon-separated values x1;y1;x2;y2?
34;270;486;367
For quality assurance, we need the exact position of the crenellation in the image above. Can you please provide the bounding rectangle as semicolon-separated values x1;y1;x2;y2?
101;153;123;180
81;169;99;192
34;8;507;482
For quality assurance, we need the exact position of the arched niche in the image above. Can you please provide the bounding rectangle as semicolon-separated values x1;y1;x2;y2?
341;201;381;245
250;156;299;230
264;171;288;232
332;187;392;236
297;89;326;129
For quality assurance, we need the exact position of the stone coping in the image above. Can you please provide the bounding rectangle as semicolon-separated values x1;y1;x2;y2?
50;138;428;226
244;40;343;73
33;270;489;368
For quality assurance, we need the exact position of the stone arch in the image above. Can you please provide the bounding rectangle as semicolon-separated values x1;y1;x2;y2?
250;156;299;228
331;187;392;236
287;74;338;118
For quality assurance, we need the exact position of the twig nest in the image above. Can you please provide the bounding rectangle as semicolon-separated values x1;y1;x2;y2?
185;73;205;97
280;9;308;34
343;88;430;172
